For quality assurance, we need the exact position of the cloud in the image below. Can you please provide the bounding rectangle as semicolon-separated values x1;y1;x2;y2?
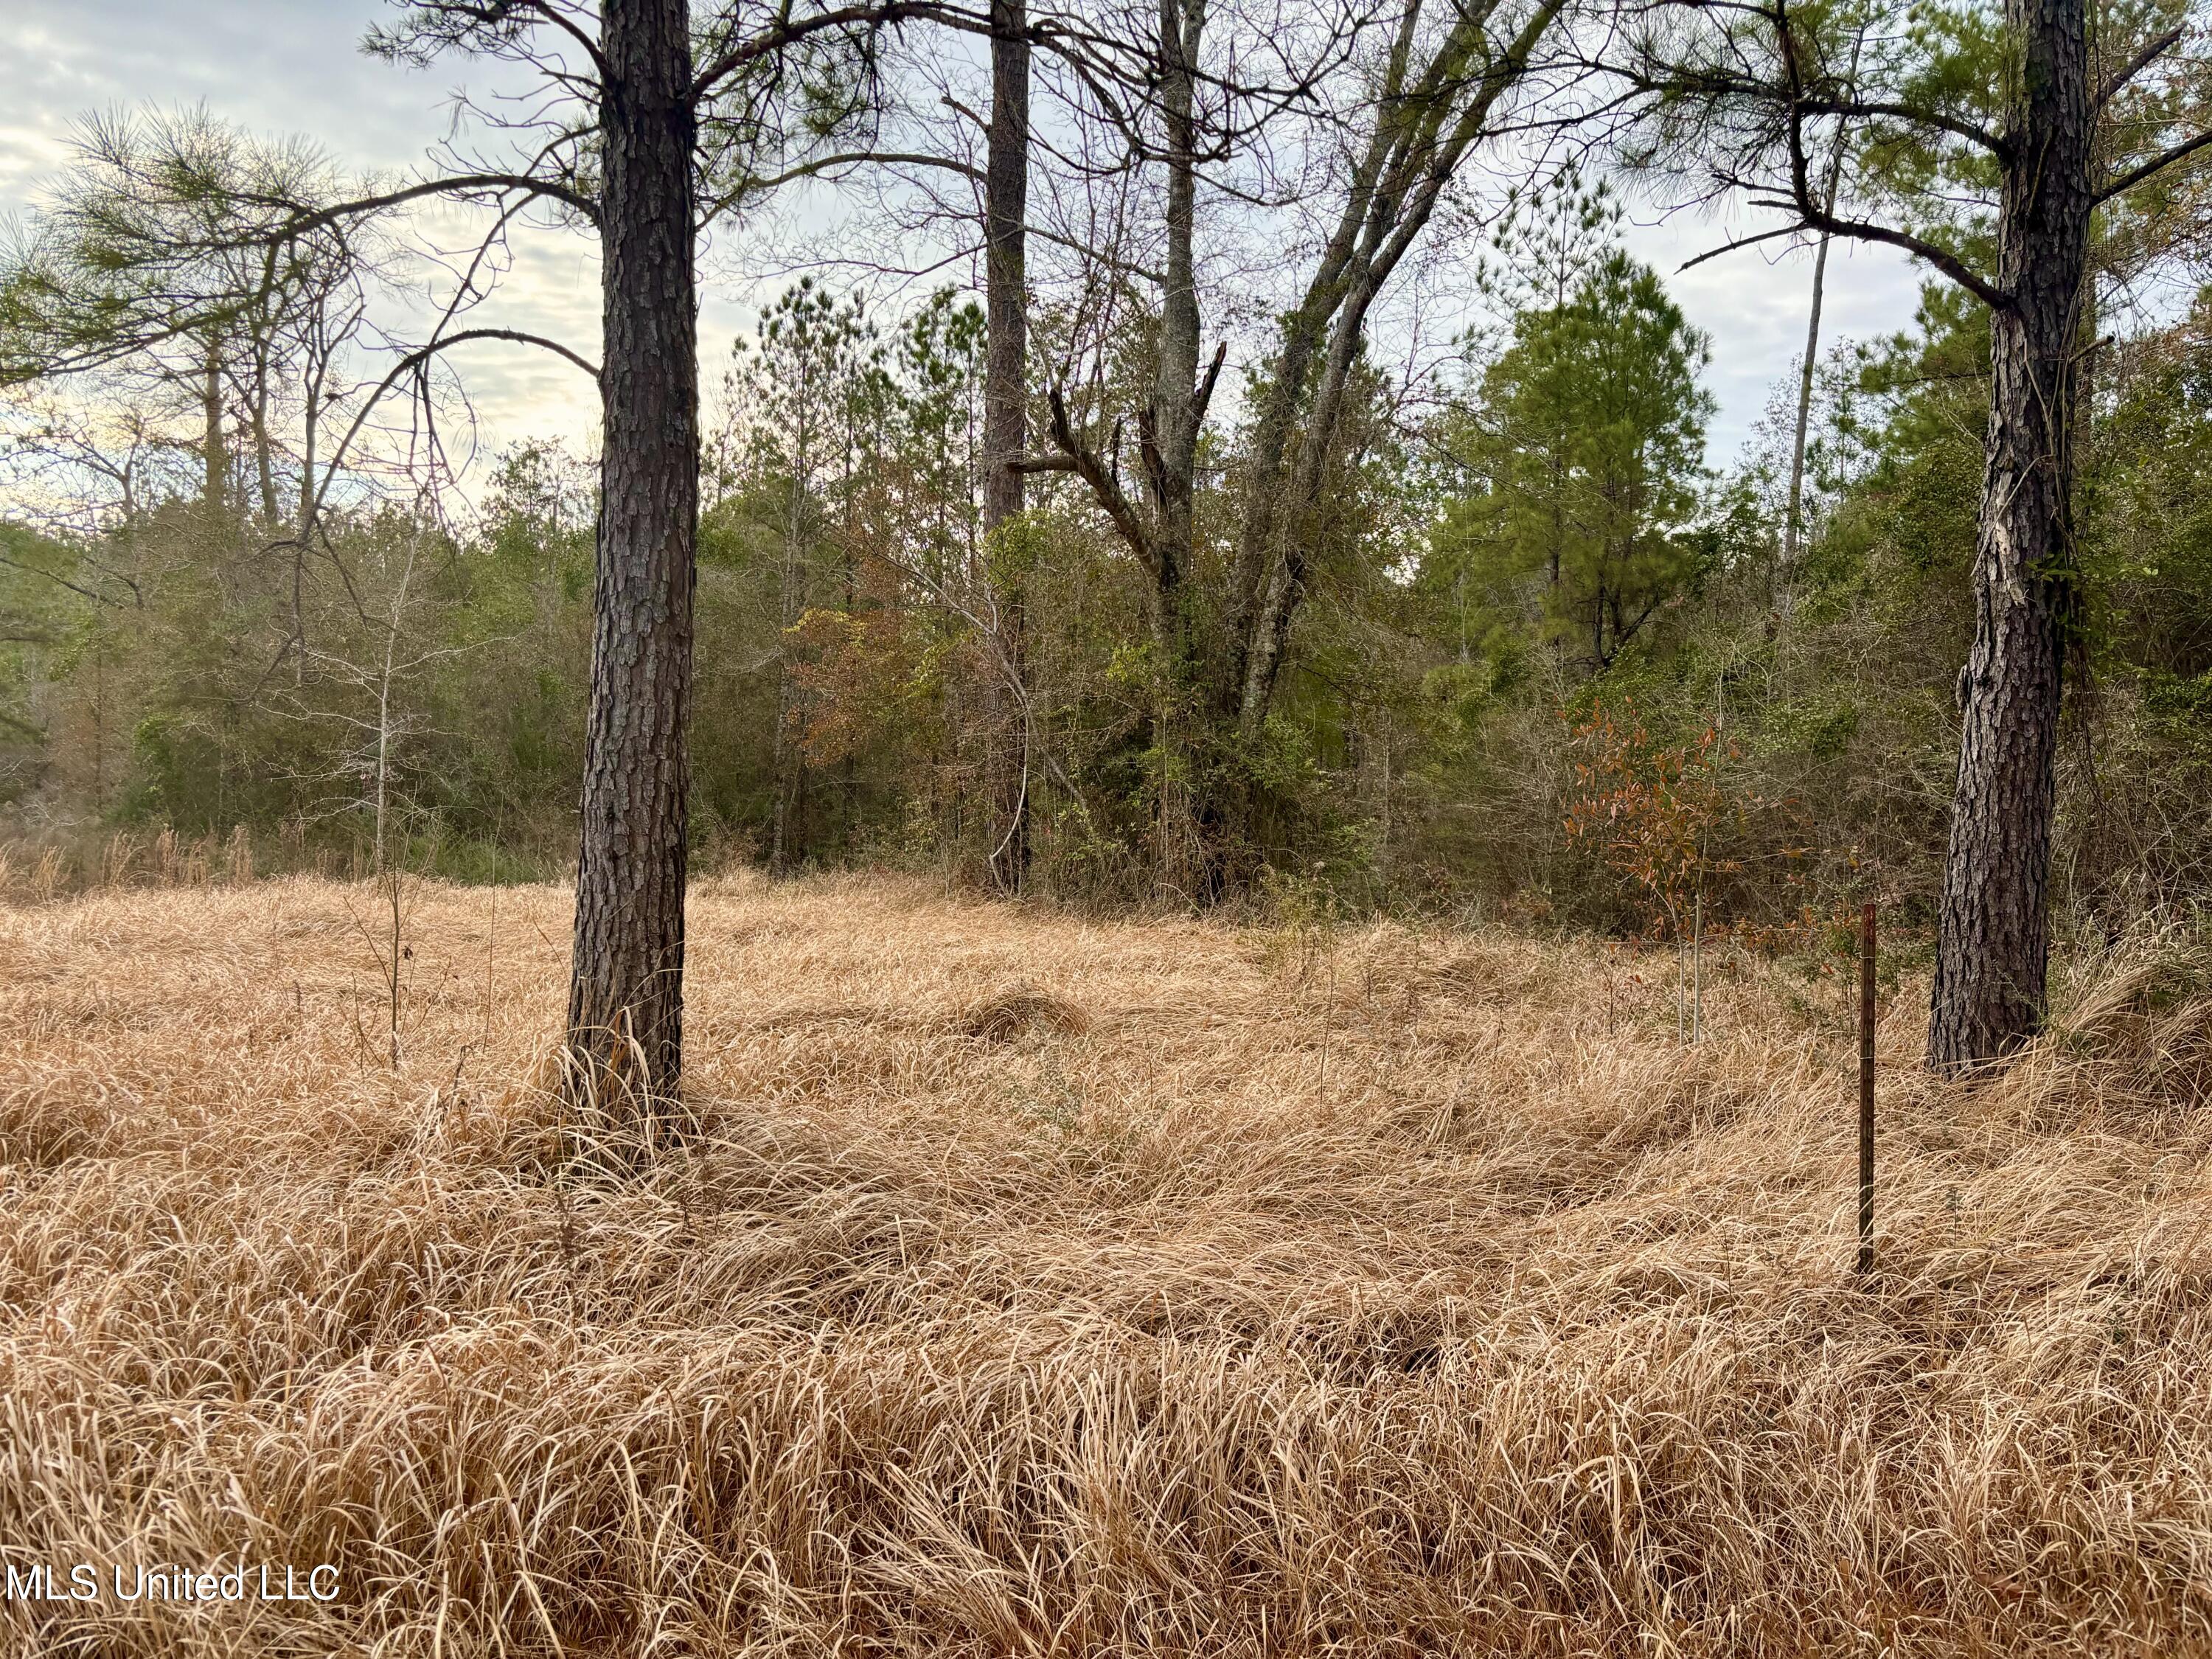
2;1;1936;470
1621;209;1923;461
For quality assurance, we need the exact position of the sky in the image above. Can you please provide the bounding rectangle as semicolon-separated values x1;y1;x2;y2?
0;0;1933;471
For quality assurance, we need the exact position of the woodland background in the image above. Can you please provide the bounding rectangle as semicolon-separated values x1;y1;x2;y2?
1;3;2209;970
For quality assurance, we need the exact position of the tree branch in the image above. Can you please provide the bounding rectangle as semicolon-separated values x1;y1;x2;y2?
2098;25;2184;110
731;149;986;195
259;173;601;236
1189;341;1227;438
1042;386;1151;567
0;554;129;609
693;2;990;98
1677;223;1806;271
288;327;598;557
1747;197;2011;310
1797;97;2008;157
2096;125;2212;204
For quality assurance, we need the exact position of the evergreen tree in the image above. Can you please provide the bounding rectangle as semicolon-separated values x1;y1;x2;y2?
1436;251;1714;676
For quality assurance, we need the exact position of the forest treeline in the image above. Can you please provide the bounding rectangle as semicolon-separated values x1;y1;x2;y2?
4;0;2211;1089
10;245;2211;927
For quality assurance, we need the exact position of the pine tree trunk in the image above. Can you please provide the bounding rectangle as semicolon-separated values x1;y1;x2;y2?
981;0;1032;894
201;344;226;528
1927;0;2090;1071
251;335;280;524
771;461;807;877
567;0;698;1105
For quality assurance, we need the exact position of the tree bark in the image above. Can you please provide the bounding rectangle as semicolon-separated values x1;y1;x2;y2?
771;389;811;877
250;330;280;524
1927;0;2091;1070
200;342;226;527
1150;0;1205;664
567;0;698;1107
1148;0;1210;898
981;0;1032;894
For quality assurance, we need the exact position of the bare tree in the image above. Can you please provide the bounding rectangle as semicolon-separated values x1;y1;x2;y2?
1011;0;1571;891
1013;0;1234;893
1226;0;1571;744
286;513;478;877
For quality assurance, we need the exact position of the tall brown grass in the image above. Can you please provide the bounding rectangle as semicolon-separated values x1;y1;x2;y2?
1;874;2209;1655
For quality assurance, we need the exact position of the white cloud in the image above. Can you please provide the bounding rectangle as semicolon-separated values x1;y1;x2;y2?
1;1;1939;470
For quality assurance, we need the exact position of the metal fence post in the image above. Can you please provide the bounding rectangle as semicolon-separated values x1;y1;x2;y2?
1857;902;1875;1276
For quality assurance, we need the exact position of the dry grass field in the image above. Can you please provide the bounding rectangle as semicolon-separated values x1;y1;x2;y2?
3;874;2211;1656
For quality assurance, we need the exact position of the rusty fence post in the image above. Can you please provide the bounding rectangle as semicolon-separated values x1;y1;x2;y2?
1857;901;1875;1276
